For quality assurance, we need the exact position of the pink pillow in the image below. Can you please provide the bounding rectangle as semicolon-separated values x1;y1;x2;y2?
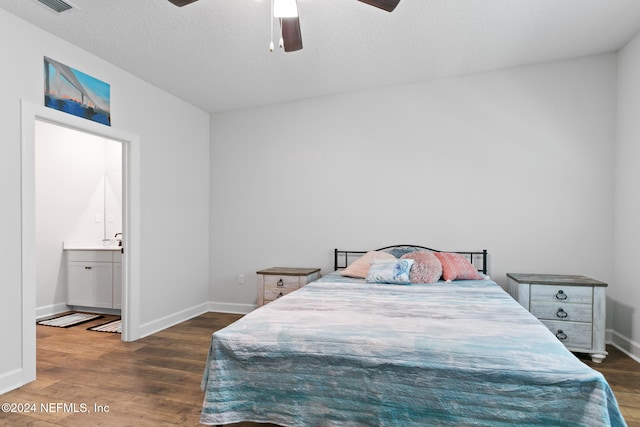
433;252;483;281
401;251;442;283
341;251;395;278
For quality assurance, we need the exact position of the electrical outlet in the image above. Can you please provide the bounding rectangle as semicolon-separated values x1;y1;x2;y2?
238;274;245;284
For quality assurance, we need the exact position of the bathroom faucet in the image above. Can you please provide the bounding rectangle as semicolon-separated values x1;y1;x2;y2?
114;232;123;246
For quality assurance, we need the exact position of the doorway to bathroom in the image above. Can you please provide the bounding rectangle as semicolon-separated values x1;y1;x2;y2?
20;101;142;387
35;120;124;318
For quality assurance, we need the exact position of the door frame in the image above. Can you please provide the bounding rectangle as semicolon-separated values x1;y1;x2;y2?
20;100;141;385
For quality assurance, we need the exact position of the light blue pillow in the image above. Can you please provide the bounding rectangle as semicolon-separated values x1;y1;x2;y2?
382;246;421;258
366;259;414;285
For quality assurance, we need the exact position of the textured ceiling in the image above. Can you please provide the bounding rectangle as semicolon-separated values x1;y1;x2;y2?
2;0;640;113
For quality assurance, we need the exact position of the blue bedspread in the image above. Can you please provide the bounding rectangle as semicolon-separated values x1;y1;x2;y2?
201;274;626;426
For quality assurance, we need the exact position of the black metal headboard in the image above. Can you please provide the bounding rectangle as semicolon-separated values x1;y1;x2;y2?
334;245;488;274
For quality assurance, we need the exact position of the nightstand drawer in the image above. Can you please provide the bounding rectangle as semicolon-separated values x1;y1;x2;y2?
541;320;592;349
530;284;592;304
264;288;294;302
530;302;592;323
263;275;302;290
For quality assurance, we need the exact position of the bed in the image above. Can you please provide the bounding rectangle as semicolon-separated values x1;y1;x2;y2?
200;245;626;426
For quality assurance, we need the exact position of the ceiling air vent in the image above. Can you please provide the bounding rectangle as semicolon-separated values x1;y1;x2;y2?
36;0;73;13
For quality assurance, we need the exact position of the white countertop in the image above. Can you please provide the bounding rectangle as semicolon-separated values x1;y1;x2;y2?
63;241;122;251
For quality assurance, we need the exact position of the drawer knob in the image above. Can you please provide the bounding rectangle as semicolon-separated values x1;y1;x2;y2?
556;308;568;319
555;290;567;300
277;279;284;287
556;329;568;341
277;292;284;299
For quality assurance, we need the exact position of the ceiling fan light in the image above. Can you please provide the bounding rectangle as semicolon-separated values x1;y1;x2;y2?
273;0;298;18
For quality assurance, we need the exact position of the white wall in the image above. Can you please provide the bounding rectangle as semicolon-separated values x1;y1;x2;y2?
210;54;618;313
0;9;210;393
35;121;122;315
614;32;640;359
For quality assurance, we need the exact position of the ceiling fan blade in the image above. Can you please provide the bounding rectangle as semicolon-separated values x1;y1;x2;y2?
281;17;303;52
168;0;199;6
356;0;400;12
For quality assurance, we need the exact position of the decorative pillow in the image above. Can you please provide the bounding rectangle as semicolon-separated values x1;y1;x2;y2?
341;251;395;278
382;246;421;258
401;251;442;283
365;259;414;285
433;252;484;281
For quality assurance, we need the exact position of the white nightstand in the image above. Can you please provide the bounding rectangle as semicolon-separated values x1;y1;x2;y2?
507;273;608;363
257;267;321;306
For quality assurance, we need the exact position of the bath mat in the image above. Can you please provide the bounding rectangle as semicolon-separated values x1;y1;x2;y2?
88;319;121;334
37;312;103;328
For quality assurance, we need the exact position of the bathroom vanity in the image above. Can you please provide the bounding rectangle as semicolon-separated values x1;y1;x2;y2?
64;243;122;309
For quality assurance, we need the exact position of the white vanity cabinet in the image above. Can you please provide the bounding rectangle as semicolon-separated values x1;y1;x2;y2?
66;249;122;309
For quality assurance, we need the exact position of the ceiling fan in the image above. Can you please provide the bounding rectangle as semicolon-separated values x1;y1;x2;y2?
167;0;401;52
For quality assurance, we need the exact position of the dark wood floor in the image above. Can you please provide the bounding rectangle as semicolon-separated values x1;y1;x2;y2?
578;347;640;426
2;312;639;426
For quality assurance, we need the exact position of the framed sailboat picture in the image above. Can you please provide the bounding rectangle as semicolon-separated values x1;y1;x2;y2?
44;57;111;126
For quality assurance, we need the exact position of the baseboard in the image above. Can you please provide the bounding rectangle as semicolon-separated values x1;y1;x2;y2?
138;302;209;339
112;302;254;340
207;301;256;315
35;302;70;320
607;329;640;363
36;303;122;320
0;368;33;396
67;306;122;316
